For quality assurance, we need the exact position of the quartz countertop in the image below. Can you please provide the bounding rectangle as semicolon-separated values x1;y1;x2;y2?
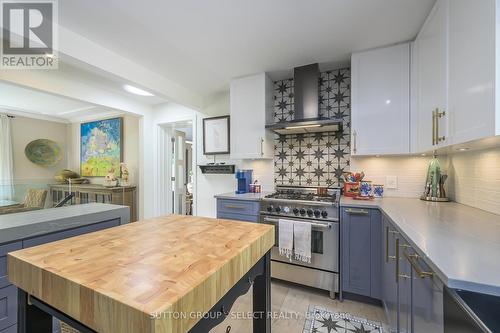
214;191;273;201
8;215;274;333
341;196;500;296
0;203;130;244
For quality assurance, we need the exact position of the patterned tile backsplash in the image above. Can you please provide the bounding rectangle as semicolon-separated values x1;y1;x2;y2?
274;68;351;187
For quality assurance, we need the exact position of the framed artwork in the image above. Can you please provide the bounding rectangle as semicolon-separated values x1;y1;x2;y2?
80;117;123;177
203;116;230;155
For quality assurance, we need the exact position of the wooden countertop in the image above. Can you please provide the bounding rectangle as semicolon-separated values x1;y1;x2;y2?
8;215;274;333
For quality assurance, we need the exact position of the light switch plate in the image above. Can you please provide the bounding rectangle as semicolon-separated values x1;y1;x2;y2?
386;176;398;189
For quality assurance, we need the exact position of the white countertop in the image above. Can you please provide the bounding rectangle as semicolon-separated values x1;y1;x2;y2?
214;191;273;201
341;197;500;296
0;203;130;244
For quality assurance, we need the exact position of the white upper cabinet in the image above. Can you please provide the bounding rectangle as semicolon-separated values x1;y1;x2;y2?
351;43;410;155
230;73;274;159
448;0;499;144
412;0;449;153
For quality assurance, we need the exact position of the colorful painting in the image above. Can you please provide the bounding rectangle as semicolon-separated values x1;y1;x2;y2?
80;118;122;177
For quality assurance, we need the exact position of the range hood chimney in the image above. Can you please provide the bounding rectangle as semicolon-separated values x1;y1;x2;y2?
267;63;343;134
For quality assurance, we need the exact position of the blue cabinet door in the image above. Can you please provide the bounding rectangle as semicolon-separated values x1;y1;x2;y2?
411;255;444;333
397;238;412;333
342;207;379;298
382;215;398;331
370;209;382;300
0;285;17;331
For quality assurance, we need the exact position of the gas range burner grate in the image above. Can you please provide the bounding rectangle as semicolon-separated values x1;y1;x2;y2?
265;188;339;203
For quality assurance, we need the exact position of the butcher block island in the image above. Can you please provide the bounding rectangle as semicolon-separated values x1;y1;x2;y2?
7;215;275;333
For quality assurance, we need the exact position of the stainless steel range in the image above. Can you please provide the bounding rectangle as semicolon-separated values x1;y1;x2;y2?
259;186;340;298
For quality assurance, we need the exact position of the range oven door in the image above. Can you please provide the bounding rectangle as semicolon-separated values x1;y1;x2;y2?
260;215;339;273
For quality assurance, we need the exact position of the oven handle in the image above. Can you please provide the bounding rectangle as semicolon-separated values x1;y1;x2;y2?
262;216;333;229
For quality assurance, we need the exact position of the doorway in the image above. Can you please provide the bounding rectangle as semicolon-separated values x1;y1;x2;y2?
160;120;195;215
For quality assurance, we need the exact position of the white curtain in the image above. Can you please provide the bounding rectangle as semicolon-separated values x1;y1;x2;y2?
0;114;14;200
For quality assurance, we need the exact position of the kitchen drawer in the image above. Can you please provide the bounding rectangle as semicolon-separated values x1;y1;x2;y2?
0;242;21;289
217;212;259;223
22;218;120;248
0;285;17;331
0;325;16;333
217;199;260;216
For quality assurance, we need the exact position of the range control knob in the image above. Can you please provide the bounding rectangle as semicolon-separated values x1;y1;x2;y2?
283;206;290;214
293;208;300;215
267;205;273;212
306;209;314;217
321;211;328;218
275;206;281;213
299;208;306;216
313;209;321;217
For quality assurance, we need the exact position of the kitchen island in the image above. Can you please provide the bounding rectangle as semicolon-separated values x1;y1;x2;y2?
8;215;274;333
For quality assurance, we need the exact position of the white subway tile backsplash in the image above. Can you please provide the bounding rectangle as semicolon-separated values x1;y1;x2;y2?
448;147;500;215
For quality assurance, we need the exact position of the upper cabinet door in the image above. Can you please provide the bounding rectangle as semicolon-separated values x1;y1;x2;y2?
351;43;410;155
449;0;497;144
230;73;274;160
413;0;449;153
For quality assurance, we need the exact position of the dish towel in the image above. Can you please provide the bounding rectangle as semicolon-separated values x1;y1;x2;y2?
278;219;294;261
293;221;312;263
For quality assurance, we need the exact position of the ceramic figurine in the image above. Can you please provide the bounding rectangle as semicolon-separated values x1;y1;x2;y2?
120;163;130;186
104;168;118;187
373;184;384;198
359;181;373;197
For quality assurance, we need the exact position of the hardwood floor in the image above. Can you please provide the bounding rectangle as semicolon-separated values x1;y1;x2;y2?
210;280;387;333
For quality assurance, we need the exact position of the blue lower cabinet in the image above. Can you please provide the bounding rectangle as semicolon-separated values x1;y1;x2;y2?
216;199;260;223
0;325;16;333
341;207;381;299
382;215;398;330
0;242;21;289
217;212;259;222
0;285;17;331
0;218;122;333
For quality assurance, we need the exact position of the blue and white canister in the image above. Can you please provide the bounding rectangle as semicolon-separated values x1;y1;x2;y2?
373;184;384;198
359;181;373;197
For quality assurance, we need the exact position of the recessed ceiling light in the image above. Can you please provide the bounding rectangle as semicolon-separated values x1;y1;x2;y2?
385;99;391;104
421;153;427;156
457;148;469;151
123;84;154;96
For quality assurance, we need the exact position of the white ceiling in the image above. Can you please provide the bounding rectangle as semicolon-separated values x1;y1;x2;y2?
59;0;435;98
0;81;127;122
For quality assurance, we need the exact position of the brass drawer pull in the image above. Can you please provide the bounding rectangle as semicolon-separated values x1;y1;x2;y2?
385;226;396;262
404;251;434;278
345;208;369;215
224;204;247;210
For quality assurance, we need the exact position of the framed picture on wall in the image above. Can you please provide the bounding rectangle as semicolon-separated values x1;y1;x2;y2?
80;117;123;177
203;116;230;155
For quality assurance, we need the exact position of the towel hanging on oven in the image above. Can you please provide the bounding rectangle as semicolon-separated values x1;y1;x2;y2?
278;219;294;260
293;221;312;263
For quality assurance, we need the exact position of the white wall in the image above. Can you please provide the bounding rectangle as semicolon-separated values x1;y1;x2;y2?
152;92;274;218
447;146;500;215
350;155;448;198
67;114;140;185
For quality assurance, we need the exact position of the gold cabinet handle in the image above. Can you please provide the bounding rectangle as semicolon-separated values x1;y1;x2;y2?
432;109;437;145
352;130;357;154
224;204;246;210
345;208;369;215
404;251;434;278
436;110;446;143
395;238;400;283
385;226;397;262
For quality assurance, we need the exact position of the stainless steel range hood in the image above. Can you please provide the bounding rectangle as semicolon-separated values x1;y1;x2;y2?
266;63;343;135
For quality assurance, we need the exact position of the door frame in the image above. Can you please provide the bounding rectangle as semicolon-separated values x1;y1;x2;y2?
154;115;197;217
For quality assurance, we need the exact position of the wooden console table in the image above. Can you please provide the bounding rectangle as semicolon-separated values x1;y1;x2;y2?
49;184;137;222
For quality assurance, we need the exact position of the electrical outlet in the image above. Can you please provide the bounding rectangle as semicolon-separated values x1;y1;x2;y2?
386;176;398;189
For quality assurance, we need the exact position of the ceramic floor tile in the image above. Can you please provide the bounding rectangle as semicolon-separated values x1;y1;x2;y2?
210;280;387;333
